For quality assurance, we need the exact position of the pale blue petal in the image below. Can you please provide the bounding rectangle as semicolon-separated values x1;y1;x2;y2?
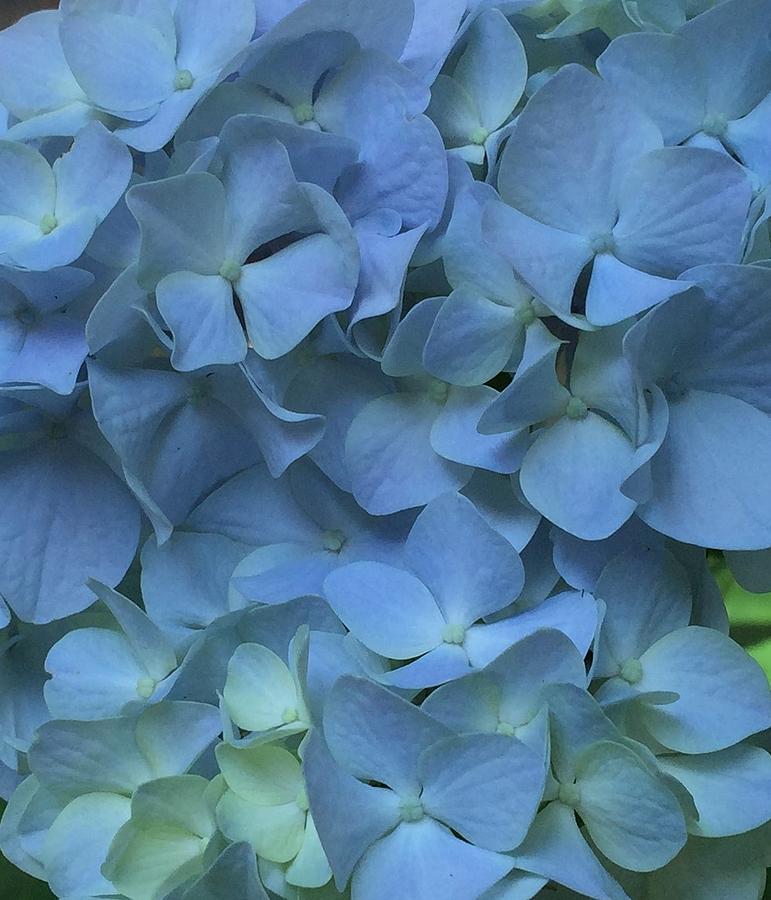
593;546;692;678
462;470;540;552
465;590;599;668
141;531;248;649
303;730;401;890
675;264;771;413
234;544;334;605
126;172;226;288
520;413;638;541
638;390;771;549
399;0;465;78
635;626;771;752
585;253;689;326
264;0;414;62
324;561;445;659
285;356;393;492
352;819;514;900
657;745;771;838
156;272;246;371
345;393;473;515
238;232;357;360
53;121;132;223
174;0;255;74
60;11;175;112
173;842;269;900
575;740;686;872
419;733;544;851
404;492;524;624
597;32;706;144
453;9;527;132
43;792;131;898
482;200;592;320
377;643;471;689
323;676;450;795
423;289;520;386
497;64;662;234
612;147;751;276
510;802;628;900
0;438;139;623
0;138;56;222
187;464;313;546
428;75;483;149
348;221;426;355
88;361;263;530
479;322;570;435
0;11;86;119
44;628;151;720
680;0;771;119
4;211;99;271
431;385;529;474
381;298;443;377
115;78;215;152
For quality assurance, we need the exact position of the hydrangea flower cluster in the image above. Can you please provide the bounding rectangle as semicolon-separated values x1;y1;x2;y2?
1;0;770;898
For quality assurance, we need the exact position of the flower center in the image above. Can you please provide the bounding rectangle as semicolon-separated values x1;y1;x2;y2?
496;720;515;736
619;657;643;685
293;103;315;124
701;113;727;138
174;69;195;91
219;259;242;283
399;797;425;822
565;396;589;420
558;782;581;807
322;529;346;553
442;623;466;645
136;677;156;699
589;231;615;255
40;213;58;235
469;126;489;146
517;301;537;326
428;380;449;404
281;707;299;724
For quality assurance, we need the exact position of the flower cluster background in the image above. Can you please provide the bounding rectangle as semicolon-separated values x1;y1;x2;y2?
1;0;771;898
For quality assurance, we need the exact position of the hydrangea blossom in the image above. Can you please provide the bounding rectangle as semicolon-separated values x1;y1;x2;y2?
0;0;770;898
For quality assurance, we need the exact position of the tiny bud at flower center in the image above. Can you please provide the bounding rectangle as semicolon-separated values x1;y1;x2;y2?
399;797;425;822
293;103;315;124
40;214;58;235
219;259;243;283
496;721;515;736
701;113;727;137
589;232;615;255
136;677;156;699
281;707;299;724
174;69;195;91
566;396;589;420
518;302;537;326
428;380;449;404
558;782;581;807
619;657;643;685
442;623;466;645
322;529;346;553
469;126;489;146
